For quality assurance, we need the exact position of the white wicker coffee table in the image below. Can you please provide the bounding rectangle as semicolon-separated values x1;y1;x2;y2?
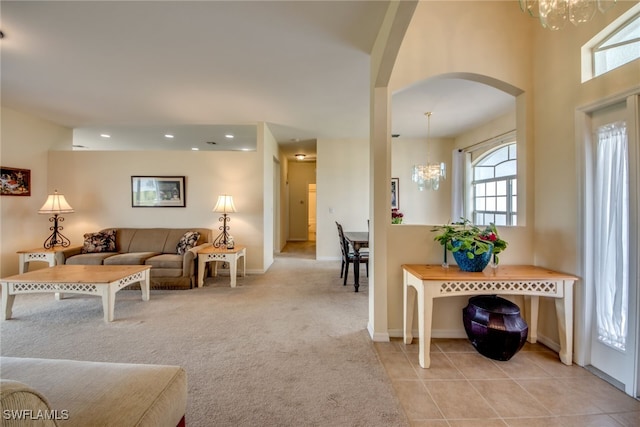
1;265;151;322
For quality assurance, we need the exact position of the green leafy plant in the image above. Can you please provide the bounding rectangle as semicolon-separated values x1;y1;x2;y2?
432;219;508;264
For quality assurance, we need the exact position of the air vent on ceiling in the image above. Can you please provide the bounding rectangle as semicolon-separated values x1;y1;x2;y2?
206;141;217;145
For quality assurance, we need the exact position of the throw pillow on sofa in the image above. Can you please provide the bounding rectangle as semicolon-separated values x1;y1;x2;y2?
81;229;117;253
176;231;200;255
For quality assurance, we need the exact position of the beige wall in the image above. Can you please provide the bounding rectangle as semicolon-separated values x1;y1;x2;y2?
0;107;73;277
532;2;640;351
44;149;267;273
316;138;370;260
260;122;279;270
384;0;640;355
391;136;453;225
385;1;536;337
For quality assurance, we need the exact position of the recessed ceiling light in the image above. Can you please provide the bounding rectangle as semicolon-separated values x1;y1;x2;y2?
225;134;234;139
241;148;251;151
295;154;306;161
164;134;174;139
100;134;111;138
191;147;199;151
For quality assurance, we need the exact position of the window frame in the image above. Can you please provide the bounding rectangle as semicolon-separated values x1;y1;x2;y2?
582;4;640;82
471;143;517;226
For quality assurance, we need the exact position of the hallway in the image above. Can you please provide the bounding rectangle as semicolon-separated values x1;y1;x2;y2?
280;240;316;259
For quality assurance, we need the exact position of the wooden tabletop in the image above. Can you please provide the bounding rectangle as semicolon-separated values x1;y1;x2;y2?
1;265;151;283
17;246;81;254
343;232;369;243
402;264;578;281
198;245;246;254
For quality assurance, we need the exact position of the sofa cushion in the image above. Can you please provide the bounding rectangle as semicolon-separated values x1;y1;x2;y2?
103;252;160;266
1;357;187;427
81;229;116;253
108;228;212;254
176;231;200;255
145;254;183;269
66;252;117;265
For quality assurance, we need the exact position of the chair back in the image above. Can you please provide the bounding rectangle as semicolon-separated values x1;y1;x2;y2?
335;222;350;257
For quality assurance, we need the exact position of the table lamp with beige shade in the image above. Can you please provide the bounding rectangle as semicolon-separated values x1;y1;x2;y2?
38;190;74;249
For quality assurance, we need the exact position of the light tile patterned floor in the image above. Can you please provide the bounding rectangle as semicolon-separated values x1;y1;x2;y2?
374;338;640;427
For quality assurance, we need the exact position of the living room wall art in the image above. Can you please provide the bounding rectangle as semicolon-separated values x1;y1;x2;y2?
131;176;186;207
1;166;31;196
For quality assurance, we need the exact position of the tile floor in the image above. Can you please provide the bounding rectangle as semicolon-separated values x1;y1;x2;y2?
374;338;640;426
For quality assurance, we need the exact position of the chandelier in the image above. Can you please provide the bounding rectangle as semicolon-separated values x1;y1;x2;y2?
520;0;617;31
412;112;446;191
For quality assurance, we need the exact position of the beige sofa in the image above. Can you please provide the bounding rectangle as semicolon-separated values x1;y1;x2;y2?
56;228;212;289
0;356;186;427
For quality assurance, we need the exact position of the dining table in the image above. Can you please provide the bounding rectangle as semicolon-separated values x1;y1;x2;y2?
342;231;369;292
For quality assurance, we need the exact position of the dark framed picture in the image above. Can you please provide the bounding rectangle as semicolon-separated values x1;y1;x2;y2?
1;167;31;196
391;177;399;209
131;176;186;207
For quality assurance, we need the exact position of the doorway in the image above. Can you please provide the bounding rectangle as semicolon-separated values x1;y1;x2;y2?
580;93;640;397
308;183;316;242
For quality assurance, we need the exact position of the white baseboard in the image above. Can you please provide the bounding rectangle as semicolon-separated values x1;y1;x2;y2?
368;323;390;342
207;268;264;275
535;333;561;353
388;328;467;339
316;256;341;261
388;328;563;355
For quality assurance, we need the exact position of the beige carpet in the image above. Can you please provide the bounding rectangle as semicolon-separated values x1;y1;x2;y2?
0;255;407;426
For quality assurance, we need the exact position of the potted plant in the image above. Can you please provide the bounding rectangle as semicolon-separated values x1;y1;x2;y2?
432;219;507;271
391;208;404;224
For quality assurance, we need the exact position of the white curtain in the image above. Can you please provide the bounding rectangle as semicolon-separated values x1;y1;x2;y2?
594;121;629;350
451;149;466;221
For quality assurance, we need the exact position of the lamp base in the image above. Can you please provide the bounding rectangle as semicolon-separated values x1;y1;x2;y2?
43;214;71;249
212;214;233;248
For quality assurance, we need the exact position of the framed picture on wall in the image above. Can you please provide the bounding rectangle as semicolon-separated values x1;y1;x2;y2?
391;177;399;209
1;166;31;196
131;176;186;207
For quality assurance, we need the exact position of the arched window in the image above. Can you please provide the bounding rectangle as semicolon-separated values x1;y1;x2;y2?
472;143;517;226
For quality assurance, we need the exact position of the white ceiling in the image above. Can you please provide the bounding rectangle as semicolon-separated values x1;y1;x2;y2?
1;1;515;156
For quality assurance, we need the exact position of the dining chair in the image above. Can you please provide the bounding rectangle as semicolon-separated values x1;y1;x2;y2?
335;221;369;286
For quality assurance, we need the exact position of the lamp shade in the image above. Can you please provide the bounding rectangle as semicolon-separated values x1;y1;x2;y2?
213;195;236;214
38;190;74;214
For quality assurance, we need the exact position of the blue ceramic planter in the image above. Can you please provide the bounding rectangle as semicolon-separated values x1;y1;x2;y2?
452;241;493;272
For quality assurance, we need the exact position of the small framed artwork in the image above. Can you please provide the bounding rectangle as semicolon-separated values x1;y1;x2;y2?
131;176;186;207
1;167;31;196
391;177;399;209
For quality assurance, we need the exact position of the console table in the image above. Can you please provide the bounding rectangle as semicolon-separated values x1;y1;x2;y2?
197;245;246;288
403;264;578;368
